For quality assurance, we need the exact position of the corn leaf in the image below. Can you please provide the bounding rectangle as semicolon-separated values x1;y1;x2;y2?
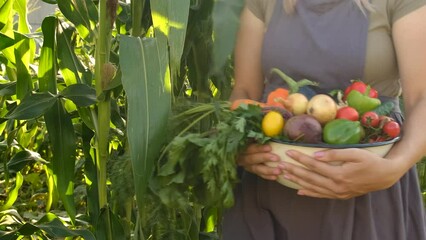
0;81;16;96
212;0;244;74
14;33;32;99
13;0;36;68
0;32;14;50
39;16;77;223
44;99;77;223
0;218;96;239
56;23;88;86
38;218;96;239
4;92;57;120
150;0;190;87
119;35;171;220
59;84;97;107
0;172;23;211
0;0;14;31
57;0;98;42
7;150;47;173
38;16;57;93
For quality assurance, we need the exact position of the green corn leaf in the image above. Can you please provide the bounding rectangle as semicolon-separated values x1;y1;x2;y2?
150;0;190;90
77;107;96;131
39;18;77;220
57;22;88;86
212;0;244;74
0;0;14;30
168;0;190;78
43;165;58;212
13;0;30;34
14;223;40;235
38;17;77;221
14;33;32;99
0;209;25;227
0;81;16;96
38;218;96;239
7;150;47;173
4;92;57;120
96;207;126;240
0;172;23;211
57;0;98;42
0;218;96;239
41;0;57;4
59;84;97;107
149;0;170;95
81;124;99;227
119;35;171;219
0;32;14;51
13;0;36;71
38;16;58;93
43;99;77;223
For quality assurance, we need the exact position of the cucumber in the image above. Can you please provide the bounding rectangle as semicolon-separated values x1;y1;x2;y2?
373;101;395;116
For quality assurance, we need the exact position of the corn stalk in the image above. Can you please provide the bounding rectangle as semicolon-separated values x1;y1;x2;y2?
95;0;117;239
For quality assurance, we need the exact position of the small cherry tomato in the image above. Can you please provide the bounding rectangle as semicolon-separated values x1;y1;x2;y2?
336;106;359;121
383;121;400;138
369;88;378;98
361;111;380;128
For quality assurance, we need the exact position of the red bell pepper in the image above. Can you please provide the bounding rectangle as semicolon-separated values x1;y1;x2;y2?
343;81;378;99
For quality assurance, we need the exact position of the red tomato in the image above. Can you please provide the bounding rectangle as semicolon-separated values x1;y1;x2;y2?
344;82;366;98
343;81;378;99
383;121;401;138
361;111;380;127
369;88;379;98
336;106;359;121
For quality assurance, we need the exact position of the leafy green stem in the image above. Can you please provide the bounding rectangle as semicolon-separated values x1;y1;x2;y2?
159;108;216;161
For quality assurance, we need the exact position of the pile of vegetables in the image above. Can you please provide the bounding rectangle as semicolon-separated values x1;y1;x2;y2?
155;68;401;210
247;68;402;145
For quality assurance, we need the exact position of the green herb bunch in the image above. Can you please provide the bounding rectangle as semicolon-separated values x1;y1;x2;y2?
151;102;269;210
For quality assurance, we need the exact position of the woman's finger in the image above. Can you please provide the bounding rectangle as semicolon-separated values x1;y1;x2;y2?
285;150;338;177
244;143;272;154
237;152;279;166
245;163;282;177
282;166;337;197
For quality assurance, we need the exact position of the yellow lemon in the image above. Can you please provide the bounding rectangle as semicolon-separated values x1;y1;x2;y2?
262;111;285;137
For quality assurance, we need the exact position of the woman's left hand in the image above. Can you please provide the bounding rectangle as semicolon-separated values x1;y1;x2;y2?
281;148;405;199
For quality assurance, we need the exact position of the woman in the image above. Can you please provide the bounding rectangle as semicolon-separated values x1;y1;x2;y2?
222;0;426;239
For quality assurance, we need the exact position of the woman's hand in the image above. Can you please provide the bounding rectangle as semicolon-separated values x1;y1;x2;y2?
237;143;284;181
280;148;406;199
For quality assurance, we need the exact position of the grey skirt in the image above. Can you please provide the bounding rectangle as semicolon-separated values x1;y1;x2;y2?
222;167;426;240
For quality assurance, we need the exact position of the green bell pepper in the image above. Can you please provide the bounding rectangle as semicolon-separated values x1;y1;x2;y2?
346;90;381;114
323;119;363;145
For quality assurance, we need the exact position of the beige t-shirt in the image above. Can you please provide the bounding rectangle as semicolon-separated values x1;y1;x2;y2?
246;0;426;97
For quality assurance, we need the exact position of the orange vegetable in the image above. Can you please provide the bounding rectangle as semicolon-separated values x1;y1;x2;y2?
230;99;265;110
266;88;289;108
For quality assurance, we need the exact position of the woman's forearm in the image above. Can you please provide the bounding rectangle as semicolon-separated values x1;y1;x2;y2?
386;95;426;172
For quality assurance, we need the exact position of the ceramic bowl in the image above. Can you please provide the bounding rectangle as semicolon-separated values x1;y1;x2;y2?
266;137;401;189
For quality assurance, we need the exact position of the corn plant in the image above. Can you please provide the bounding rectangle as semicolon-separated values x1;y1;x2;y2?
0;0;244;239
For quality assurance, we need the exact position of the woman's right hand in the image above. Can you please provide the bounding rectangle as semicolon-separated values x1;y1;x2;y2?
237;143;284;180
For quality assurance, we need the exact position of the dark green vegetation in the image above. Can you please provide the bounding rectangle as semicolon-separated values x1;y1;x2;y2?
0;0;425;239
